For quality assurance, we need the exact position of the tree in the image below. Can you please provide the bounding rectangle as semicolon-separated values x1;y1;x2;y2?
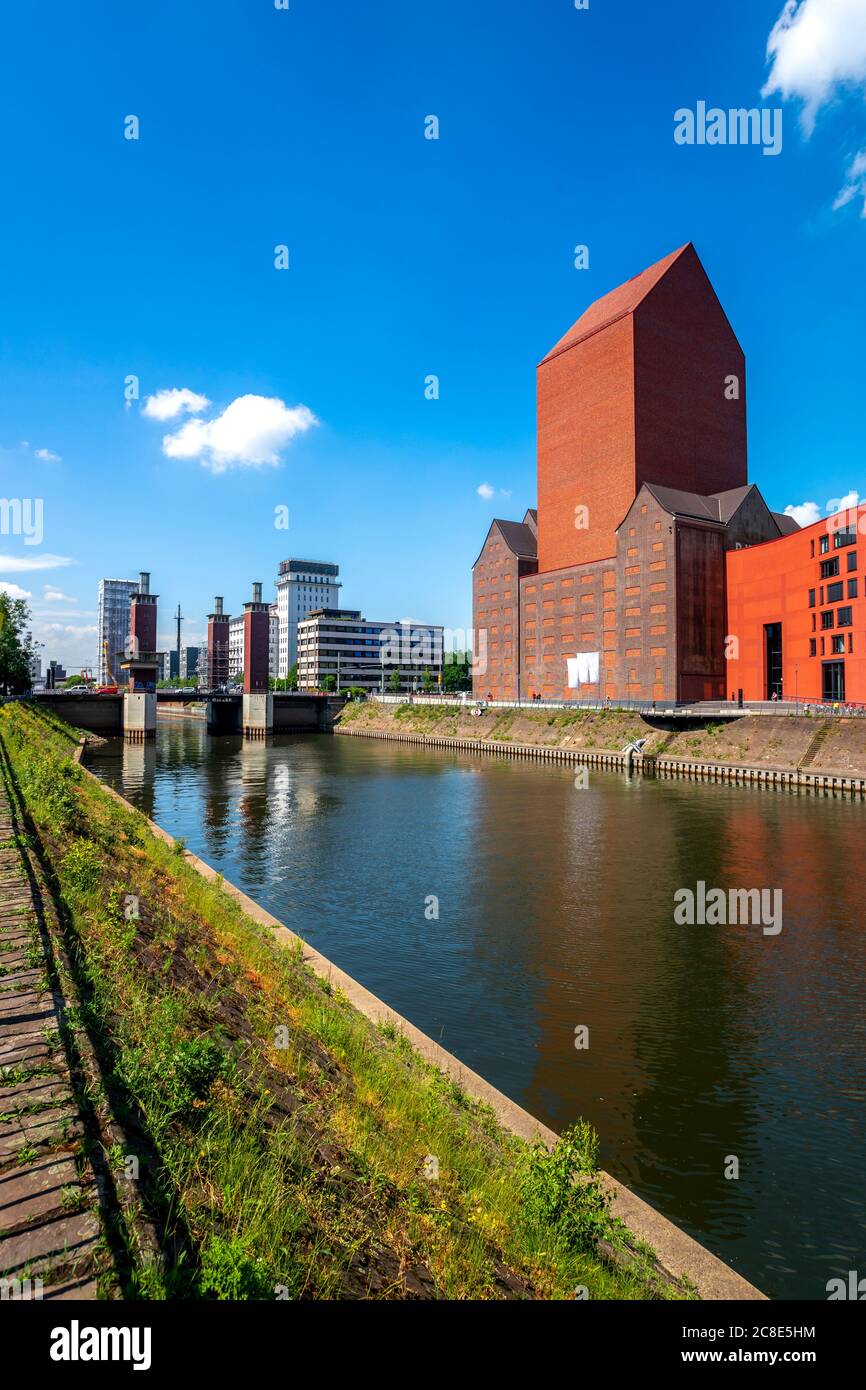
0;595;37;694
421;667;435;692
442;651;471;693
287;661;299;692
387;667;402;694
322;675;337;692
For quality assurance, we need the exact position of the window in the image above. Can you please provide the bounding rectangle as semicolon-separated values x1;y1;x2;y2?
811;540;815;558
811;613;816;632
809;638;816;656
821;558;840;578
838;606;853;627
809;588;816;607
834;529;857;549
832;634;846;654
848;551;858;572
849;579;858;599
820;534;830;554
827;582;844;602
822;661;845;701
821;610;835;629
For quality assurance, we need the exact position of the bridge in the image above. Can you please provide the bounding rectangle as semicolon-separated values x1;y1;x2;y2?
29;691;345;738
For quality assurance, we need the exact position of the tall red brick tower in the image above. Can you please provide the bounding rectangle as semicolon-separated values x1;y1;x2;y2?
206;596;230;689
536;243;747;572
120;571;160;692
243;582;271;695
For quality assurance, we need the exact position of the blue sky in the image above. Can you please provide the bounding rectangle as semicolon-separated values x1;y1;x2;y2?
1;0;865;671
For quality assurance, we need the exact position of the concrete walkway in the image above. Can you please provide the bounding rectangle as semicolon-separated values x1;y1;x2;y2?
0;778;102;1299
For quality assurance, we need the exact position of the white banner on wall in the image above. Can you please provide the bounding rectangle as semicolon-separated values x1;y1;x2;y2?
567;652;600;688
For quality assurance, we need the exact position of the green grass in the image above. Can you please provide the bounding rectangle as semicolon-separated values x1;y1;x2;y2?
0;701;691;1302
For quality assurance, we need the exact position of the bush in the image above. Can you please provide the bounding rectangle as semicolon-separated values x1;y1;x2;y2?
519;1122;612;1254
62;838;103;894
148;1038;228;1120
198;1236;273;1300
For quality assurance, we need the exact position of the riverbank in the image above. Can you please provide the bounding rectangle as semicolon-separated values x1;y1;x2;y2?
335;701;866;787
0;703;725;1301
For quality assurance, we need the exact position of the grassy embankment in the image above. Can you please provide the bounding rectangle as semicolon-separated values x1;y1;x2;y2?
336;701;866;776
0;702;688;1301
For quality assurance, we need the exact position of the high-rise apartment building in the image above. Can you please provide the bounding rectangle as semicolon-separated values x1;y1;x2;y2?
97;578;138;686
275;560;341;678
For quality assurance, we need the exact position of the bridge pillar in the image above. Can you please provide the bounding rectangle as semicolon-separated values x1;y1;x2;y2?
242;581;273;739
206;699;241;735
242;692;273;740
123;691;156;743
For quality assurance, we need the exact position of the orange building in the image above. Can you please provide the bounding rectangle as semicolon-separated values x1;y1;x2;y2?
726;508;866;705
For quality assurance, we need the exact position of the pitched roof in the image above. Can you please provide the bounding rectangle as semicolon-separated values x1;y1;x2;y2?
710;485;755;523
540;244;692;364
495;518;538;558
642;483;724;524
772;511;800;535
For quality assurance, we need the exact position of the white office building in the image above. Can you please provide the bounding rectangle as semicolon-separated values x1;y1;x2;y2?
275;560;341;678
97;578;139;686
297;610;444;693
228;615;244;682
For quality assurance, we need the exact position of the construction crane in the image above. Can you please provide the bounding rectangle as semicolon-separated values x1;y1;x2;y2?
99;640;118;694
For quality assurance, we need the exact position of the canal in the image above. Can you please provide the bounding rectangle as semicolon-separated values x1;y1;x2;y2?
85;720;866;1300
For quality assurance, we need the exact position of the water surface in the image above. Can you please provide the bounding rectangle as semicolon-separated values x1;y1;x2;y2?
85;720;866;1299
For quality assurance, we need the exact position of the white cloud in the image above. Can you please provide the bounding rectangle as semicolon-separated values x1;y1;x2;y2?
38;622;97;638
142;387;211;421
477;482;513;502
0;553;75;573
827;489;861;512
763;0;866;135
34;447;61;462
43;585;76;602
162;394;318;474
784;500;821;526
0;581;32;599
834;147;866;215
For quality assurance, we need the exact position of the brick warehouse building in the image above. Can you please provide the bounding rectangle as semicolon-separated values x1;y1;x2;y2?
472;243;805;703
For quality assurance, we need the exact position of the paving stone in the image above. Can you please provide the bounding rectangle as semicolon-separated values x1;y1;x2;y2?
0;968;44;991
0;1032;57;1069
0;1155;78;1226
0;1208;100;1275
42;1275;99;1300
0;1077;73;1111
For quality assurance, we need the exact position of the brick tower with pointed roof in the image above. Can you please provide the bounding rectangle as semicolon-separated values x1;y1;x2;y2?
536;242;747;572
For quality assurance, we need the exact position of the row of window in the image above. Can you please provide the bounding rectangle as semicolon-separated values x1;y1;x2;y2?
816;607;853;630
810;581;857;607
815;529;857;556
810;634;854;656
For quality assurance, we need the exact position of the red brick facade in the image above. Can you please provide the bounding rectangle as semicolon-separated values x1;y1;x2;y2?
536;244;747;574
473;244;791;705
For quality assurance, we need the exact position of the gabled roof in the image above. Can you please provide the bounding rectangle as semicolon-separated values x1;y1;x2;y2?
540;244;692;364
710;485;755;523
496;519;538;558
642;483;723;524
473;515;538;569
625;481;801;539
